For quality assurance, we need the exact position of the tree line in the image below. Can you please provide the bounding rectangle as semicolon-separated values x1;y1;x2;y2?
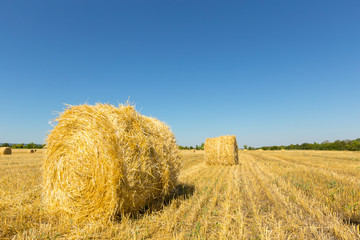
179;143;205;150
5;138;360;151
245;138;360;151
1;143;45;149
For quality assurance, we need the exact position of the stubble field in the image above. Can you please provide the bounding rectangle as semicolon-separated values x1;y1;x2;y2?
1;149;359;239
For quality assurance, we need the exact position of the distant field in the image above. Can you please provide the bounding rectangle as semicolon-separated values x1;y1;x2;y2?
1;149;359;239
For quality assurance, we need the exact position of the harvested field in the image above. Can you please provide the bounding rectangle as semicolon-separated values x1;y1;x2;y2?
0;150;359;239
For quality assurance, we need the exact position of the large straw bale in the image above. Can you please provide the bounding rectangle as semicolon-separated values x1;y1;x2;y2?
0;147;11;155
43;104;180;222
204;135;238;165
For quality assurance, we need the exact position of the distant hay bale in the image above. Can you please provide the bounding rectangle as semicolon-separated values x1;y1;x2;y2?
204;135;238;165
281;149;285;152
43;104;180;222
243;149;248;152
30;149;35;153
0;147;12;155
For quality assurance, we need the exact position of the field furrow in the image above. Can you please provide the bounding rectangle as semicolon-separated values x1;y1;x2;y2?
252;152;360;225
250;152;360;239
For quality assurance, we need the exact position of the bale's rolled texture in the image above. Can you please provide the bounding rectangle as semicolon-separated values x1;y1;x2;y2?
0;147;12;155
43;104;180;222
204;135;238;165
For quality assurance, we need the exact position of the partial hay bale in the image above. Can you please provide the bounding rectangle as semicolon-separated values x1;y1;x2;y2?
204;135;238;165
43;104;180;222
0;147;12;155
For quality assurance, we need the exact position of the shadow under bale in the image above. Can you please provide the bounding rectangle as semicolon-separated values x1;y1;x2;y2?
164;183;196;204
117;183;195;221
344;216;360;227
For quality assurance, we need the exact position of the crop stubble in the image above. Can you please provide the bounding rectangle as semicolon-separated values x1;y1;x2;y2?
0;149;359;239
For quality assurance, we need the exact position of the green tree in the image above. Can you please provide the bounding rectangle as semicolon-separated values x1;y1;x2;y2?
348;140;360;151
243;145;248;150
270;146;280;150
26;142;37;149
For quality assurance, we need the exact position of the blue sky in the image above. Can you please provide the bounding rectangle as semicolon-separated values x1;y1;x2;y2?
1;0;359;147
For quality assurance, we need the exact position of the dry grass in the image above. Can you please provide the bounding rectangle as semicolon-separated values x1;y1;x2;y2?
1;150;360;239
11;149;43;154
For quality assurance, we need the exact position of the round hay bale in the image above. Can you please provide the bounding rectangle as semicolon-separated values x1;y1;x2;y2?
204;135;238;165
43;104;180;222
30;149;35;153
0;147;12;155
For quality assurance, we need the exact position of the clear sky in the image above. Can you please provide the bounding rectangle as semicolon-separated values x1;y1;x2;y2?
1;0;359;147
